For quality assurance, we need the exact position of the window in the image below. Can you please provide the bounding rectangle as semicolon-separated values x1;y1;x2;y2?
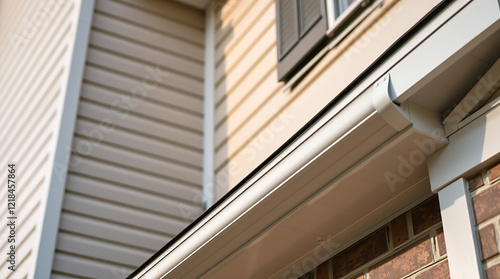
275;0;373;82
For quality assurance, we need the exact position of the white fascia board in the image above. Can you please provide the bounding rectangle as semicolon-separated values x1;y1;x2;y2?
31;1;95;278
202;3;215;208
428;103;500;192
438;178;484;279
392;0;500;104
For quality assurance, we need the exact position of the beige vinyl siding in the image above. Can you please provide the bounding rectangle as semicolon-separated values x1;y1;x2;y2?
213;0;442;198
0;0;75;278
51;0;205;277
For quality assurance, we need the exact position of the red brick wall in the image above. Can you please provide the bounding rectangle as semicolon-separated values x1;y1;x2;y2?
468;162;500;279
302;197;449;279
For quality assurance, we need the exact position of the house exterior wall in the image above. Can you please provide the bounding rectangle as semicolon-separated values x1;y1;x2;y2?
468;161;500;278
303;197;449;279
212;0;442;198
0;0;75;277
49;0;205;278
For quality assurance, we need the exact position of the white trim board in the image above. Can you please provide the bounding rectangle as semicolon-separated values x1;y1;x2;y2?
31;0;95;278
428;104;500;192
203;3;215;208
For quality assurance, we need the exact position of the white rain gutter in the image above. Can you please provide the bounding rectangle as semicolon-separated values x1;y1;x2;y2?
131;0;500;277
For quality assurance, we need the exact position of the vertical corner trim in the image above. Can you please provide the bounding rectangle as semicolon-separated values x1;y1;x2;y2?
203;3;215;209
31;0;95;278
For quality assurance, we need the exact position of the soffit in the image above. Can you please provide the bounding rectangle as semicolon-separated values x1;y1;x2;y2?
408;27;500;115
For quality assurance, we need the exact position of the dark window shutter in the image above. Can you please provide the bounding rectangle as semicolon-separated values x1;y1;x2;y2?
278;0;299;57
276;0;327;81
299;0;321;35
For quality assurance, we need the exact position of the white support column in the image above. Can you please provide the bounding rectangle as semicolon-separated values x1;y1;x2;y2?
438;178;483;279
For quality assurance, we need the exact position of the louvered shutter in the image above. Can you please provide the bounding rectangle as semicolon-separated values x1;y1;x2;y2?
299;0;321;35
278;0;299;57
276;0;327;81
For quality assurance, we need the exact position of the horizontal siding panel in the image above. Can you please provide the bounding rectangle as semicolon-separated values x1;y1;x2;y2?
214;47;278;148
62;193;190;236
0;79;59;162
77;100;202;149
214;73;281;157
80;82;203;132
84;64;203;113
116;0;205;29
71;136;201;185
56;232;151;267
86;47;203;97
92;12;203;61
215;0;275;66
215;67;279;128
52;252;134;279
0;1;71;102
215;12;276;85
66;171;202;219
95;0;204;45
215;0;254;39
70;155;201;205
59;212;171;251
214;41;277;105
89;30;203;78
0;24;68;130
74;118;202;168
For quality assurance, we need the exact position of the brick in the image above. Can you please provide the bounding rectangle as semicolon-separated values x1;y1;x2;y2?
436;227;447;256
472;182;500;224
331;228;388;278
390;214;408;248
315;261;329;279
469;174;484;192
479;224;499;260
349;274;364;279
488;162;500;181
486;263;500;279
411;196;442;235
369;237;432;279
415;260;450;279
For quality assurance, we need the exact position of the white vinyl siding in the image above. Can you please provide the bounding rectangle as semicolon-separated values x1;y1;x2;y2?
0;0;75;278
51;0;205;277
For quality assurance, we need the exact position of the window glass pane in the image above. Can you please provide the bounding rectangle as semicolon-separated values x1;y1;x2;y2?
299;0;321;35
335;0;356;17
279;0;299;56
